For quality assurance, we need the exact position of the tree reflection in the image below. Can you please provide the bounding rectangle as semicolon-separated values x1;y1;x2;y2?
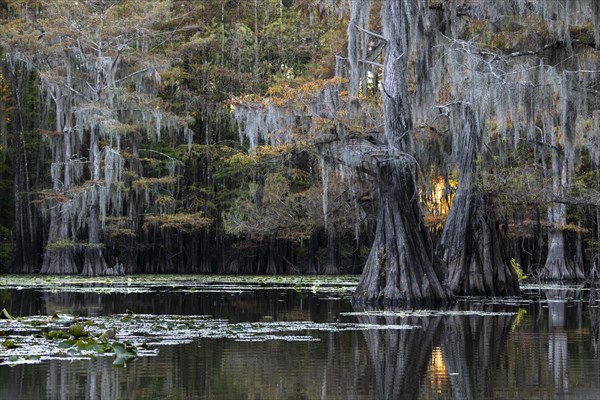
545;289;578;392
441;307;515;399
355;305;445;400
355;304;515;400
590;289;600;354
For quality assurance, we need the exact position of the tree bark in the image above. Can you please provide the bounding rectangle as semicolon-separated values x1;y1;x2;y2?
306;229;320;274
438;104;520;296
540;132;584;281
322;227;340;274
40;208;78;275
40;86;78;274
2;62;39;272
354;165;450;306
82;133;108;276
81;204;108;276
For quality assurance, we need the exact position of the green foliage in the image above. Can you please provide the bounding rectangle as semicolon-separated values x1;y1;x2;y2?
45;241;103;251
511;258;528;282
43;330;70;340
67;323;88;339
111;342;137;367
2;339;19;349
511;308;528;332
143;213;211;233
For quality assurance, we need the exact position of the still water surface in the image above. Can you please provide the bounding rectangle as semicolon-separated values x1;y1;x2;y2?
1;278;600;399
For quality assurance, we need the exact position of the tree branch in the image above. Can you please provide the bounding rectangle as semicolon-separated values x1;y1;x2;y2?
112;67;149;86
359;59;384;68
354;24;386;42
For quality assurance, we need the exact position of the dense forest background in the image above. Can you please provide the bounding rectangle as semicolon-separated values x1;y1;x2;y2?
0;1;598;296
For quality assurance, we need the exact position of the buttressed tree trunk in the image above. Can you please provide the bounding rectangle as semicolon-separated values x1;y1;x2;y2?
540;126;585;281
438;104;520;296
40;86;78;275
352;0;451;306
81;130;108;277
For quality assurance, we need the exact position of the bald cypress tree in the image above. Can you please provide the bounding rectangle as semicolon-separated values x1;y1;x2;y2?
352;0;452;306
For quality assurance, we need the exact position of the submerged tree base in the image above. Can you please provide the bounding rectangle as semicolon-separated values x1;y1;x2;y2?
40;248;78;275
81;247;110;277
441;193;520;297
352;165;453;307
539;230;585;281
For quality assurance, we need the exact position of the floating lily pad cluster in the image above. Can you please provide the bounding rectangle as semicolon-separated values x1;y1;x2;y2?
340;309;519;318
0;307;424;366
1;310;138;366
0;275;359;296
0;276;567;368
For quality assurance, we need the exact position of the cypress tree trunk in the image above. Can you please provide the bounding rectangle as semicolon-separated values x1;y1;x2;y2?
322;227;340;274
41;208;78;275
540;131;584;280
306;229;320;274
199;231;213;273
352;0;451;306
82;133;108;276
542;227;584;280
81;204;107;276
438;105;520;296
575;220;585;275
2;62;39;272
41;87;77;275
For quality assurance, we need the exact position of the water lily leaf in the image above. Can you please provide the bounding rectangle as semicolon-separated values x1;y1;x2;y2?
68;323;87;338
51;313;75;321
44;330;70;340
2;339;20;349
98;329;115;343
111;342;137;367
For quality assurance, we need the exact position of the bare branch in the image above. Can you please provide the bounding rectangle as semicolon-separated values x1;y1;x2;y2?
112;67;149;86
359;59;383;68
354;24;387;42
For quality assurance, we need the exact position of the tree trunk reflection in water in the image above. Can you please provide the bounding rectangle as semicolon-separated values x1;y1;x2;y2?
546;289;571;391
44;359;122;400
590;290;600;354
356;306;444;400
441;309;515;399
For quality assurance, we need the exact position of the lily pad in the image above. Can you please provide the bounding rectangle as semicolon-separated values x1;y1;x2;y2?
2;339;20;349
68;323;87;338
111;342;137;367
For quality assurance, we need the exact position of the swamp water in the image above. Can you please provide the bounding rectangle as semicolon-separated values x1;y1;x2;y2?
0;276;599;399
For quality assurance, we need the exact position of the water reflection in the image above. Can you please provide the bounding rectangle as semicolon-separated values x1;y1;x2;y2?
441;308;514;399
355;306;444;400
546;289;570;392
355;305;514;400
2;285;600;399
590;290;600;354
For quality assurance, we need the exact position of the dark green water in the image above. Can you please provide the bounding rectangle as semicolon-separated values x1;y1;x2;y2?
1;278;599;399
